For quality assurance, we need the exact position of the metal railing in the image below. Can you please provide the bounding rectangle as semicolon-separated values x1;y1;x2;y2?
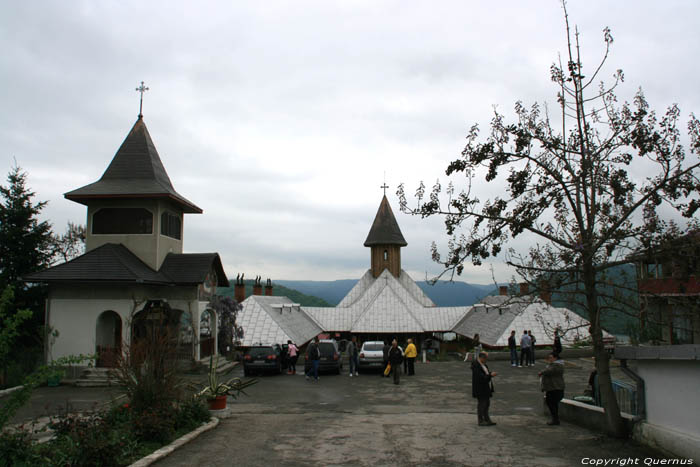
592;376;639;416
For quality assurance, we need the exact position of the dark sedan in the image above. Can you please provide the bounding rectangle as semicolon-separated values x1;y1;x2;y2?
243;345;283;376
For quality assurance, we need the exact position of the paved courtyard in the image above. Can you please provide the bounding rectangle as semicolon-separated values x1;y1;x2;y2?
155;358;665;467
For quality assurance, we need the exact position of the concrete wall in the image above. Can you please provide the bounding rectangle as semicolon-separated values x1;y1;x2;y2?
47;284;200;362
634;359;700;439
85;198;184;270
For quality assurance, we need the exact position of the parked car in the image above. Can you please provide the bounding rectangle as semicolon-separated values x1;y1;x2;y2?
358;341;385;371
304;339;343;375
243;344;284;376
358;341;403;372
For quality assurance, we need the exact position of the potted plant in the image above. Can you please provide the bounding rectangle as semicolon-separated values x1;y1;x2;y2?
194;355;257;410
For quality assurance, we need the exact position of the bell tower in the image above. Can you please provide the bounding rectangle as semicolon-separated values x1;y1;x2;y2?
364;194;407;278
64;109;202;270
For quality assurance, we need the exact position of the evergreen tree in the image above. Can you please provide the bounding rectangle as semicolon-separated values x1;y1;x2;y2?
0;164;53;288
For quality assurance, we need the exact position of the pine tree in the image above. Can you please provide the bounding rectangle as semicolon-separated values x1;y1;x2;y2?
0;164;53;288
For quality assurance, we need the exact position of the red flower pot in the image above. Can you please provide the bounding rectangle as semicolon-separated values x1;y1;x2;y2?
207;395;227;410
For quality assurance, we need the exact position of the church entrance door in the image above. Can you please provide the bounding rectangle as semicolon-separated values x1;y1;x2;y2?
96;310;122;367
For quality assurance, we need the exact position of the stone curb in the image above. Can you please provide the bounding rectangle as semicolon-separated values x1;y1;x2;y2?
128;417;220;467
0;385;23;398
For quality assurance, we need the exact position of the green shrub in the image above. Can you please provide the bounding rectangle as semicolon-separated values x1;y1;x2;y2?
175;397;210;431
132;406;175;444
0;428;43;467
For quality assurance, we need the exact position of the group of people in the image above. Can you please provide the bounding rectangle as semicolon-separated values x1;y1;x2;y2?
506;329;562;367
380;338;417;385
472;349;566;427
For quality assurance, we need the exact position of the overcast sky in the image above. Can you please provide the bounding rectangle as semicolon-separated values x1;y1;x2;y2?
2;1;699;284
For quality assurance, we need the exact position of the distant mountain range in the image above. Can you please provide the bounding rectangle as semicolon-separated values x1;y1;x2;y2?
274;278;498;307
216;281;332;307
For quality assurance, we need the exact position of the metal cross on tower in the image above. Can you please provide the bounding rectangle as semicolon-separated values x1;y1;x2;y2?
380;182;389;196
135;81;149;118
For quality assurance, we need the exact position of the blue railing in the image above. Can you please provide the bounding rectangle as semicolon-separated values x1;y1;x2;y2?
593;377;639;415
611;380;638;415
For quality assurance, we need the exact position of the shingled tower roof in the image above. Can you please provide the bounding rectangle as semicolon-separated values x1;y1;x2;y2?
64;117;202;213
363;195;407;247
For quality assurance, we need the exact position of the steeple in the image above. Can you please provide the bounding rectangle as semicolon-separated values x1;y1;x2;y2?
364;195;407;278
64;116;201;270
65;117;201;213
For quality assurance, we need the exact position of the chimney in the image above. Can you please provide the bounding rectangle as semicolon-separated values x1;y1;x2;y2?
499;286;508;296
539;280;552;305
519;282;529;295
265;278;273;296
252;276;263;296
540;291;552;305
234;273;245;303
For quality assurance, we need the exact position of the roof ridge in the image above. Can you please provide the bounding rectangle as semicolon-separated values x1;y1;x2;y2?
382;276;425;331
349;275;389;330
112;244;159;279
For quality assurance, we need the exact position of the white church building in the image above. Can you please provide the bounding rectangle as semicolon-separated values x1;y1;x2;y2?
25;114;229;367
237;195;595;349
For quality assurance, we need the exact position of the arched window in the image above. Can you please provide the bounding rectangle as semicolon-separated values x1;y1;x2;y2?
383;250;388;261
161;211;182;240
92;208;153;234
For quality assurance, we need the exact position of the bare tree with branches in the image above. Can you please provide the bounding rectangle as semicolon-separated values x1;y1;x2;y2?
399;2;700;437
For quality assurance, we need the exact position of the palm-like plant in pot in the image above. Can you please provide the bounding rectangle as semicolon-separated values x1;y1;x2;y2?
195;355;257;410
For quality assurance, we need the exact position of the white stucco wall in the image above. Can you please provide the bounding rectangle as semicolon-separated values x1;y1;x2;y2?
48;298;133;361
47;284;201;362
635;360;700;438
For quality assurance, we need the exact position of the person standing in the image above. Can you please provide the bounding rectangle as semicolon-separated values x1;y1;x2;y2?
347;336;359;377
553;329;563;357
287;340;299;375
472;352;497;426
519;330;531;368
539;352;565;425
508;330;517;367
388;339;403;385
305;337;321;382
528;330;537;366
404;338;417;376
382;340;391;377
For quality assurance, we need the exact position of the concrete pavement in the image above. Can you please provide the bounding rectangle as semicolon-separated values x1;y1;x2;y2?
154;358;666;467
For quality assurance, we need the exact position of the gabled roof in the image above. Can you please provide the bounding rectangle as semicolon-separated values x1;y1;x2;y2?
160;252;229;287
23;243;229;287
451;297;608;347
305;269;464;333
363;195;407;247
22;243;170;285
64;117;202;213
237;296;323;347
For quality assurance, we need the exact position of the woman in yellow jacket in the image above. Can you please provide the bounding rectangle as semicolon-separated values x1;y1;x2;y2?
404;339;418;376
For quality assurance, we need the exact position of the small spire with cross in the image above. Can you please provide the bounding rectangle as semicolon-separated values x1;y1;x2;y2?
135;81;149;118
380;171;389;196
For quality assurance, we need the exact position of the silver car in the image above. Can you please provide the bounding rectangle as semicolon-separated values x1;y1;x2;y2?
358;341;386;371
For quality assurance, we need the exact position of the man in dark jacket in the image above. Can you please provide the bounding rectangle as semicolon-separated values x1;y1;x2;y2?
388;339;403;385
539;352;565;425
472;352;497;426
382;340;391;377
553;329;563;356
508;330;517;367
305;337;321;382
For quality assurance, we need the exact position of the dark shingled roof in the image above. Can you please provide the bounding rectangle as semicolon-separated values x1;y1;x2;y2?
363;195;407;247
160;252;229;287
23;243;229;287
64;117;202;213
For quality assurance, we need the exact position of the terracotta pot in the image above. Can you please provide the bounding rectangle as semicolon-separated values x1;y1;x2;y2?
207;395;227;410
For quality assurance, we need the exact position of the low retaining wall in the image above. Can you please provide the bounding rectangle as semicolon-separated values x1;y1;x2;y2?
547;399;700;460
542;398;636;434
633;422;700;461
487;347;594;361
